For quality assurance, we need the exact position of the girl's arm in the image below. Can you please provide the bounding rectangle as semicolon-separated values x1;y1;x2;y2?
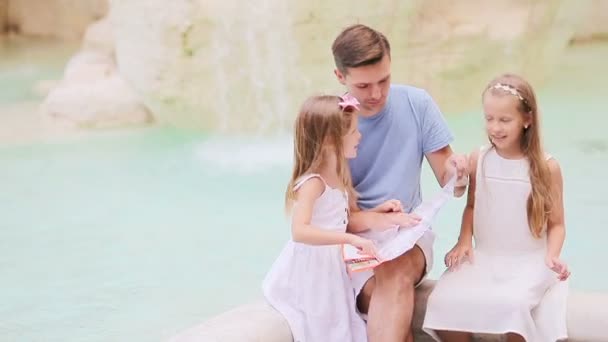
291;178;356;245
546;159;566;258
457;149;479;244
347;209;395;233
444;149;478;268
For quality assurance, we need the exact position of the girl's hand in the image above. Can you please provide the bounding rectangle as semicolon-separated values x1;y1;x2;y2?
349;235;379;259
444;240;474;271
373;199;404;213
545;255;571;281
386;212;422;229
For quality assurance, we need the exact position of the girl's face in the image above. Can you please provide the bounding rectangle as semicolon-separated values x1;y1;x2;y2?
483;93;530;155
343;115;361;159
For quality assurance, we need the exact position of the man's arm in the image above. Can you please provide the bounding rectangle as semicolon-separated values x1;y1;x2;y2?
425;145;468;197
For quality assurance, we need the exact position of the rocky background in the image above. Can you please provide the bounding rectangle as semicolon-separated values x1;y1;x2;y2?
1;0;606;133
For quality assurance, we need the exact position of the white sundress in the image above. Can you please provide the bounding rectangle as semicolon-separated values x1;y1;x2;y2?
262;174;367;342
423;146;568;342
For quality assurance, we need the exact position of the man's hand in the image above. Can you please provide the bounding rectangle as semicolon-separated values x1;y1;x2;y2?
445;153;468;181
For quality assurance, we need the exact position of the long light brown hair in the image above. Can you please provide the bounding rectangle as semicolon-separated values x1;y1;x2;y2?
285;95;356;211
483;73;552;238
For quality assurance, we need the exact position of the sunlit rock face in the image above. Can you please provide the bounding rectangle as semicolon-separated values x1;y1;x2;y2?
4;0;108;39
0;1;8;33
111;0;592;134
571;0;608;43
389;1;590;116
40;17;153;129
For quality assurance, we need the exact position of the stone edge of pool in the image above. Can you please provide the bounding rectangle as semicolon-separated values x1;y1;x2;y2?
168;280;608;342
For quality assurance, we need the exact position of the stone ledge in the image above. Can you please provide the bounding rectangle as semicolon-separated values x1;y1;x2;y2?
170;280;608;342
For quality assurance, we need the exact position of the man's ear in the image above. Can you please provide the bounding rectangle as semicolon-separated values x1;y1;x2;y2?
334;69;346;85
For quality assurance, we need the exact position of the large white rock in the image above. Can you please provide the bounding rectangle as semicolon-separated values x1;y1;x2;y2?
39;17;153;129
41;66;152;129
110;0;592;133
82;15;114;55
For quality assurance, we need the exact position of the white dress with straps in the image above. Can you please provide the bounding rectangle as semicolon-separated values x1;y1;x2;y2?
262;174;367;342
423;146;568;341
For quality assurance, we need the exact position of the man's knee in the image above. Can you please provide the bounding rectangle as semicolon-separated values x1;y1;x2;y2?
375;246;426;287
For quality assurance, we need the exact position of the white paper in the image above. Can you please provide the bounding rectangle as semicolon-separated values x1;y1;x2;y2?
376;175;456;261
343;175;457;270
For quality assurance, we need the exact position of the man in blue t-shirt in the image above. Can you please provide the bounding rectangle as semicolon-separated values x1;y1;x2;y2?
332;24;469;341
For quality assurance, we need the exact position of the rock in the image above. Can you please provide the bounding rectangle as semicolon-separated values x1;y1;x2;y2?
571;0;608;44
169;301;292;342
110;0;593;133
6;0;108;40
82;15;114;55
41;70;152;129
33;80;61;98
39;15;154;129
170;281;608;342
0;0;8;33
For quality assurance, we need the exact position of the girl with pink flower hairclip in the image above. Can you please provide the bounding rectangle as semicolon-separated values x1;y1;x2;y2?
262;93;373;341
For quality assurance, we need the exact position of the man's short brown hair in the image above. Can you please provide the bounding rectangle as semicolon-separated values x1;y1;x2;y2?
332;24;391;74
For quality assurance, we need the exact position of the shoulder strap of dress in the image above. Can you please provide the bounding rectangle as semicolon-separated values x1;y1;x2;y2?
476;145;492;168
293;173;327;191
479;144;491;156
474;145;496;181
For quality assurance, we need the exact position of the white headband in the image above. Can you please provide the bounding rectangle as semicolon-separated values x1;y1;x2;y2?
491;83;524;101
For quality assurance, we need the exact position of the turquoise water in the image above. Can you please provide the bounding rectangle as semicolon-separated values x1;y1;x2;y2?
0;40;606;341
0;129;290;341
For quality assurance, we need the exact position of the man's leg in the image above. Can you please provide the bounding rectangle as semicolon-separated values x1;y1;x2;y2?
356;277;375;314
506;333;525;342
436;330;472;342
357;246;426;342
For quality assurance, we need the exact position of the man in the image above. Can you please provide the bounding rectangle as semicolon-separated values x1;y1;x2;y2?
332;24;468;341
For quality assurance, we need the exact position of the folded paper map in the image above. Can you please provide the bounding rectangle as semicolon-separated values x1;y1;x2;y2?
343;175;457;274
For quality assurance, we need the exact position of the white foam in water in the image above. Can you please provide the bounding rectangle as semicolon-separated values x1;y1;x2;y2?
195;135;293;173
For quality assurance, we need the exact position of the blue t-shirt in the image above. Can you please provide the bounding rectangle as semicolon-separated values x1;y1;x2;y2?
349;84;454;212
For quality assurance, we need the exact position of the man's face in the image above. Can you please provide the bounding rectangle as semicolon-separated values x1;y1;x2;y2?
334;54;391;117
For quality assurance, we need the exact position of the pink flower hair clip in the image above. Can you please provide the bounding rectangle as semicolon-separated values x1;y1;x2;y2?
338;93;360;111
